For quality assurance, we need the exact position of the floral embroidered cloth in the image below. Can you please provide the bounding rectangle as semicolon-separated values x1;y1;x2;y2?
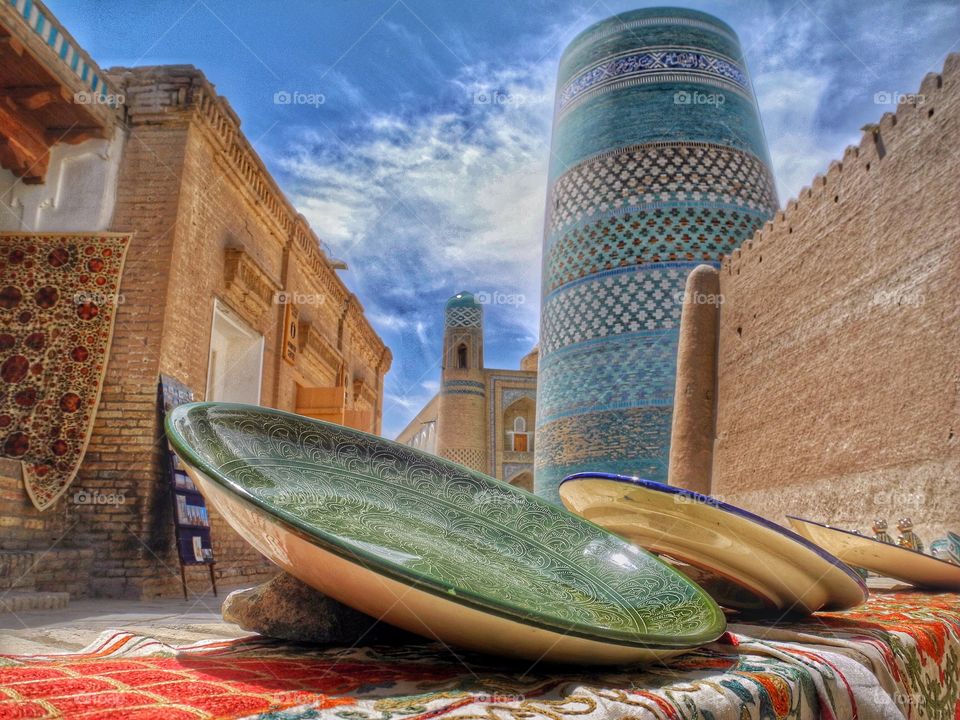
0;233;131;511
0;591;957;719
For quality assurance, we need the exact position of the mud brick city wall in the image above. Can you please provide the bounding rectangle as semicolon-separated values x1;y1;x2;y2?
713;54;960;539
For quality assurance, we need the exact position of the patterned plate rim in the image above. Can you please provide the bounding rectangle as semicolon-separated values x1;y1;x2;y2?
561;473;869;597
166;403;727;650
788;516;960;572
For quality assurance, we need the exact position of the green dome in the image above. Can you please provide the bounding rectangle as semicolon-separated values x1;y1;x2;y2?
446;291;479;309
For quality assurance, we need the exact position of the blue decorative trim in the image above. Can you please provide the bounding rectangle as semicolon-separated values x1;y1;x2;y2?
561;474;869;593
6;0;118;106
441;389;485;397
560;47;748;113
443;380;485;389
543;260;711;304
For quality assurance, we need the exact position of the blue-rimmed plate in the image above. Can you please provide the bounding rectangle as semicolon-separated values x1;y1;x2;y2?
789;517;960;590
560;474;868;613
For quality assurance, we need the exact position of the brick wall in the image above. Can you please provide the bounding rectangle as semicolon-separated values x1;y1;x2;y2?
0;65;390;599
713;54;960;540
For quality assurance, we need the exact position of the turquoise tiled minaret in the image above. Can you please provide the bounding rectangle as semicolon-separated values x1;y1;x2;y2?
534;8;778;502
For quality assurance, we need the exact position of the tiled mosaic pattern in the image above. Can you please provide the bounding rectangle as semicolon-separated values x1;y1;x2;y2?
546;205;766;291
442;379;485;397
534;9;776;500
559;48;748;113
535;407;674;503
540;264;692;354
444;306;482;328
547;143;776;240
538;330;680;424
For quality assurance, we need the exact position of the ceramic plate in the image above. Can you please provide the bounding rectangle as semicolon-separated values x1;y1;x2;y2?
788;517;960;590
165;403;726;665
950;532;960;562
560;474;867;613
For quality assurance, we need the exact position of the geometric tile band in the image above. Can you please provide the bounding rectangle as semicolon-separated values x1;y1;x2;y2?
534;407;674;502
545;205;765;293
537;330;680;424
547;142;777;241
559;47;749;114
445;306;482;328
540;263;693;355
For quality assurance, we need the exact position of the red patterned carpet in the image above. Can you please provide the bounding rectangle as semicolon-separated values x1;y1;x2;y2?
1;591;959;720
0;233;131;511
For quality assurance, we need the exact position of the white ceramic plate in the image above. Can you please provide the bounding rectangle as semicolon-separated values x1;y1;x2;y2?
560;473;868;613
788;517;960;590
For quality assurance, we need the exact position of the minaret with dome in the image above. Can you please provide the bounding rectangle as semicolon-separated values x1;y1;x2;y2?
396;292;538;489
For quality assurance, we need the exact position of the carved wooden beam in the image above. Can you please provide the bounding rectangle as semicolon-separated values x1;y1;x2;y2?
0;101;49;183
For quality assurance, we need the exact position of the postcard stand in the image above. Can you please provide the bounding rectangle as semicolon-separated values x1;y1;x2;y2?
158;375;217;599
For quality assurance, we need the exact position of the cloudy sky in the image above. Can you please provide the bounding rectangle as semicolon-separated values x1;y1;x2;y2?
61;0;959;437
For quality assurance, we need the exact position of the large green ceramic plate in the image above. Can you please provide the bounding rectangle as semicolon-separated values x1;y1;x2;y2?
166;403;725;664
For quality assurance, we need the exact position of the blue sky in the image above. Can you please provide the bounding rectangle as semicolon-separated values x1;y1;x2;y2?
56;0;959;437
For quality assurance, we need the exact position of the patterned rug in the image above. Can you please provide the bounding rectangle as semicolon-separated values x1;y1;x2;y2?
1;591;958;719
0;233;131;511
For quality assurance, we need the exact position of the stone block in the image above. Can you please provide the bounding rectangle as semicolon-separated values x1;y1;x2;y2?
222;572;417;645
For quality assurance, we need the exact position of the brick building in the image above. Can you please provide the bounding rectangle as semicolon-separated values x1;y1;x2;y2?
1;0;390;601
396;292;537;489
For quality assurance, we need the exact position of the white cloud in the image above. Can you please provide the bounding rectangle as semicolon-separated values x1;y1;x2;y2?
275;60;553;343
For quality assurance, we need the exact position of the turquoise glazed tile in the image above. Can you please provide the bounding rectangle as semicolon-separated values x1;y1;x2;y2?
535;9;777;502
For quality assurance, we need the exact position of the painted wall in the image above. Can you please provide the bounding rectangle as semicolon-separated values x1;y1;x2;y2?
0;132;124;232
